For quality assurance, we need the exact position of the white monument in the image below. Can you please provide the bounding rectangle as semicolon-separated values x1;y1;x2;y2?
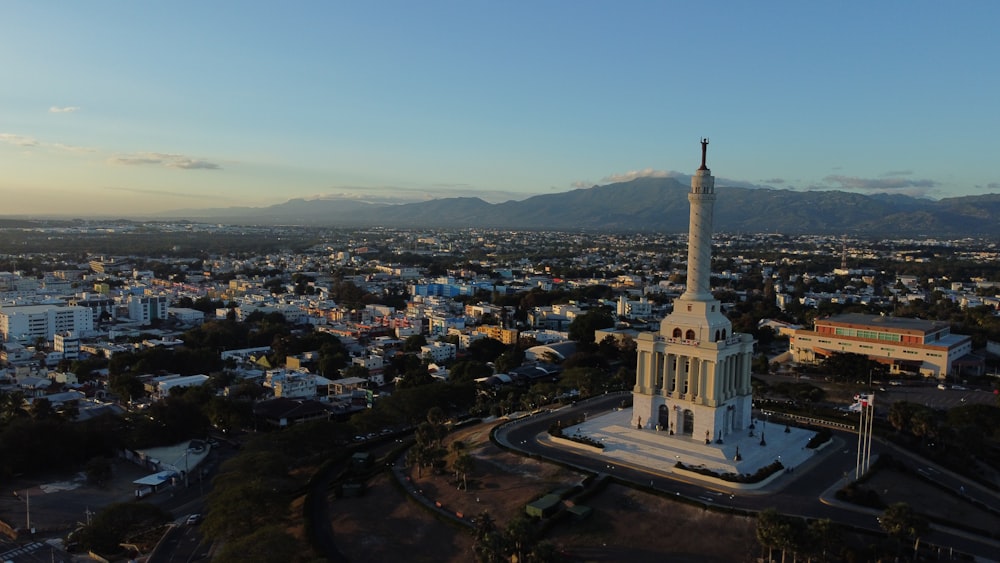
631;139;755;444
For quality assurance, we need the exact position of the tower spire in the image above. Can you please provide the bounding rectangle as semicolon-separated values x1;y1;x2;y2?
684;139;716;300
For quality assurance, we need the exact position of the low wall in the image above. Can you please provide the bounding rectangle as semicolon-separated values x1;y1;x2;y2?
549;435;604;454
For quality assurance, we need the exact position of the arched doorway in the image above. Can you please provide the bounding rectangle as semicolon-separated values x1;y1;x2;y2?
658;405;669;430
682;409;694;435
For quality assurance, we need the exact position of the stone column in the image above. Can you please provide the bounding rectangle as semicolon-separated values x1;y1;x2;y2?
700;359;711;404
636;350;650;393
666;353;676;393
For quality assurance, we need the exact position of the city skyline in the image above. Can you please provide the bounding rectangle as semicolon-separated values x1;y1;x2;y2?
2;1;998;217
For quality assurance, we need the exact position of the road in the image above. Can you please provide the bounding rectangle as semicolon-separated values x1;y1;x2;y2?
147;518;210;563
495;394;1000;559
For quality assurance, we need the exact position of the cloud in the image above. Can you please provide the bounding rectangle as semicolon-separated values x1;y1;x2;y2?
49;106;80;113
0;133;39;147
167;159;221;170
881;170;912;177
982;182;1000;191
599;168;683;184
762;178;785;185
570;169;686;189
109;152;221;170
0;133;93;154
810;175;940;198
311;184;534;205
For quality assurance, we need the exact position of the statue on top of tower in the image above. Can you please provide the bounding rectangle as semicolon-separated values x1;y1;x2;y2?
699;137;709;170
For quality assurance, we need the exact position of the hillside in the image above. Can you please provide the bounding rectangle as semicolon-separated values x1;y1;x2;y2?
157;178;1000;236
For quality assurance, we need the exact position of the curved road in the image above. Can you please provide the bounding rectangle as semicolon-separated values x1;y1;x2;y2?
495;394;1000;559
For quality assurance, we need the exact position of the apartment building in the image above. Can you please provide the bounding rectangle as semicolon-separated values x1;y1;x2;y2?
0;304;94;342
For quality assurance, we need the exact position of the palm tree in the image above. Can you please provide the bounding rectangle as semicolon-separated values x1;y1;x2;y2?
453;452;475;491
756;509;788;562
0;390;27;424
806;518;842;562
473;511;503;563
504;514;536;563
879;502;929;559
755;508;804;563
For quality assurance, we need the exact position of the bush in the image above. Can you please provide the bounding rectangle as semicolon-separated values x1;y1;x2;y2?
674;460;784;483
806;427;833;449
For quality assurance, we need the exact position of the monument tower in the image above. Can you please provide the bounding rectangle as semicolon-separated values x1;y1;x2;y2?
631;139;755;443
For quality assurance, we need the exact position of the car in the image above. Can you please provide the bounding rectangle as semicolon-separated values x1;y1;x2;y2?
186;514;202;526
937;384;948;390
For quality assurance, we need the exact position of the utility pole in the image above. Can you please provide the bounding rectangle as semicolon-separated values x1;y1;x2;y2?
12;488;30;532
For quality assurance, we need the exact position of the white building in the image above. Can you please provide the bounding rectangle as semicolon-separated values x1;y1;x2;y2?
270;371;321;399
617;294;653;318
168;307;206;325
0;304;94;342
126;295;169;325
155;374;210;399
420;341;457;363
54;331;81;360
352;354;384;372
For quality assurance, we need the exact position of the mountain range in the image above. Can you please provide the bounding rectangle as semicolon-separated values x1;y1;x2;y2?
159;177;1000;236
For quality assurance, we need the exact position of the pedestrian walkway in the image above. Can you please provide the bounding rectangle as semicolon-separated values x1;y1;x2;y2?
0;540;43;560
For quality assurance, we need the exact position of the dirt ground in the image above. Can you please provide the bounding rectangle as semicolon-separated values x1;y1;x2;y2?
327;421;761;562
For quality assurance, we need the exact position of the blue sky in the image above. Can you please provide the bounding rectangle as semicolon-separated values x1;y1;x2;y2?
2;1;998;216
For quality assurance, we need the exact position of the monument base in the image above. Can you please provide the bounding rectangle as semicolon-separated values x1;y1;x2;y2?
559;407;818;489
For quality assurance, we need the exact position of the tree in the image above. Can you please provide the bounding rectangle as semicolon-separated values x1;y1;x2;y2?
567;308;615;344
504;513;536;563
559;367;606;398
212;525;300;563
466;338;507;364
403;334;428;353
76;501;172;555
28;398;55;421
0;390;27;424
879;502;929;557
494;348;525;374
85;457;114;487
806;518;842;562
453;451;475;491
473;511;504;563
888;401;918;433
755;508;804;563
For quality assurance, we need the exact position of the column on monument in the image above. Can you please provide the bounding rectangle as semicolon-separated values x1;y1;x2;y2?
660;352;670;396
718;356;727;401
702;359;714;403
652;351;663;393
744;351;753;394
736;354;744;394
690;356;701;399
665;352;676;394
636;350;649;393
726;356;735;399
680;355;691;397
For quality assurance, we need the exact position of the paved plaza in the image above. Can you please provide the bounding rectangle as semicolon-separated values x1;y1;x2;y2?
560;408;820;490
